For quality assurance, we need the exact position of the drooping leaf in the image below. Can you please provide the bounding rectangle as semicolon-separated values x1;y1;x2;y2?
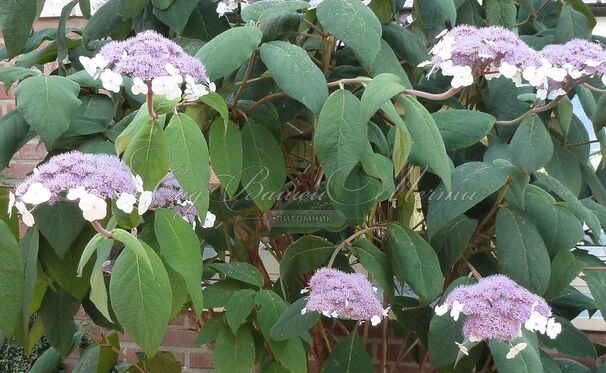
414;0;456;38
0;0;37;57
427;162;508;235
432;110;496;151
226;289;256;333
165;113;211;218
0;111;32;170
351;238;394;299
489;331;543;373
321;330;373;373
584;271;606;322
241;119;286;211
155;208;204;318
556;4;591;43
213;326;256;373
316;89;367;191
385;223;444;304
360;73;406;125
496;207;551;294
209;119;242;198
153;0;198;32
15;75;81;146
82;0;125;44
317;0;381;65
270;297;320;341
486;0;517;29
109;241;172;357
0;221;24;337
242;0;309;23
182;0;230;41
280;236;334;282
210;262;264;288
195;26;262;81
430;215;478;272
123;121;170;190
510;115;553;173
39;288;80;357
33;202;86;258
259;41;328;115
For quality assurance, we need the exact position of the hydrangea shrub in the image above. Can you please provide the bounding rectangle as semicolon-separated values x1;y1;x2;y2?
1;0;606;371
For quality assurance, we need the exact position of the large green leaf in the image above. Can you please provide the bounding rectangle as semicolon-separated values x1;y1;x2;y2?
556;4;591;43
545;251;584;298
39;288;80;357
155;208;203;318
524;186;584;257
432;110;496;151
0;221;24;336
33;202;86;258
486;0;516;28
123;121;170;190
14;75;81;146
545;143;582;196
213;326;256;373
496;207;551;294
259;41;328;115
400;96;452;189
182;0;230;41
584;271;606;322
317;0;381;65
0;0;37;57
242;0;309;23
255;290;307;373
195;26;262;81
489;331;543;373
82;0;125;44
209;119;242;198
153;0;198;32
414;0;456;38
321;330;373;373
360;73;406;125
280;235;334;281
510;115;553;172
241;119;286;211
165;113;211;218
270;297;320;341
539;317;596;359
66;95;114;136
0;111;32;169
109;241;172;357
0;67;39;90
210;262;264;288
351;238;394;299
384;223;444;304
369;40;413;88
430;215;478;272
316;89;367;190
427;162;509;235
381;24;429;67
226;289;256;333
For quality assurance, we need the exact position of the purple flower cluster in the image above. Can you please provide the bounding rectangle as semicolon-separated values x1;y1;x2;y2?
16;151;138;203
423;25;606;98
435;275;561;358
151;173;200;224
97;31;207;82
302;268;388;326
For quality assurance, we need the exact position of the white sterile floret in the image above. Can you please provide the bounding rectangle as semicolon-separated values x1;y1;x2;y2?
116;193;137;214
506;342;527;359
370;315;381;326
151;76;182;100
100;69;123;93
450;300;464;321
468;335;482;343
16;201;35;227
524;310;548;334
216;1;238;16
138;191;153;214
131;77;149;96
498;62;518;79
435;303;449;316
79;193;108;222
21;182;52;205
455;342;469;356
546;318;562;339
67;186;88;201
7;192;15;216
203;211;217;228
80;55;109;78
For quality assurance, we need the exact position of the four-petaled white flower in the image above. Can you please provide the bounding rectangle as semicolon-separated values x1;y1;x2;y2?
116;193;137;214
138;191;153;215
546;318;562;339
131;77;149;96
184;75;215;101
67;186;88;201
455;342;469;356
450;300;464;321
524;310;548;334
216;1;238;17
79;55;109;78
203;211;216;228
100;69;123;93
506;342;527;359
21;182;52;205
79;193;108;222
441;61;474;88
435;303;449;316
7;192;15;217
151;76;182;100
370;315;382;326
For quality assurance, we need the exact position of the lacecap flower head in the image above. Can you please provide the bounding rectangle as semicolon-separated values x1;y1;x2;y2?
421;26;606;99
301;268;388;326
434;275;561;359
9;151;152;225
80;31;214;101
151;173;216;229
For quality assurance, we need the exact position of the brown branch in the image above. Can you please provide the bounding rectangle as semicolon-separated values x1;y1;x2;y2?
145;83;158;120
243;92;288;114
